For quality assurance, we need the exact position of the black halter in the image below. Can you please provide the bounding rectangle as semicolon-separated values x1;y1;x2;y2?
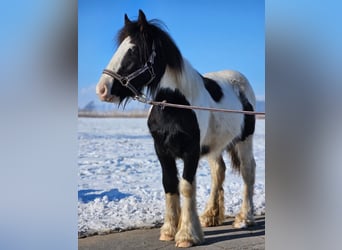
102;42;156;100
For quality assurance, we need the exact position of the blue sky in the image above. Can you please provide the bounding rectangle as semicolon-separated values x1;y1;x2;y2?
78;0;264;107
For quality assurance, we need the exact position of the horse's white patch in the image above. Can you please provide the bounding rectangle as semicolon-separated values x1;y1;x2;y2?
106;36;134;73
96;37;135;101
205;70;256;107
176;179;204;245
160;193;180;240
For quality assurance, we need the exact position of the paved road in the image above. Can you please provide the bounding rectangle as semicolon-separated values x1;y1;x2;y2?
79;215;265;250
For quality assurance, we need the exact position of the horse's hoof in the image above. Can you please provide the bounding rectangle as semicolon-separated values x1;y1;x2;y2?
160;233;174;241
233;220;247;229
200;216;222;227
200;220;214;227
175;240;194;248
200;221;209;227
233;218;256;229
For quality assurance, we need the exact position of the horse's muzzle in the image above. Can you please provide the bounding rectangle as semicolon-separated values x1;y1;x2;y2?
96;80;119;103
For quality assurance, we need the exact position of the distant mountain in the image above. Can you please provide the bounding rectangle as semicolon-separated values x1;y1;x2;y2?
78;84;150;112
79;98;150;112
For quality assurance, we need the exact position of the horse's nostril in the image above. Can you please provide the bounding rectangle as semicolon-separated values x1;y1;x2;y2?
99;85;107;96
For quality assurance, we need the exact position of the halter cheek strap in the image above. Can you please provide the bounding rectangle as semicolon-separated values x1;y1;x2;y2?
102;42;156;100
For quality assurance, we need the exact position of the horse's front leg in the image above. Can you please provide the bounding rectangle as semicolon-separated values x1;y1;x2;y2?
175;152;204;248
154;146;180;241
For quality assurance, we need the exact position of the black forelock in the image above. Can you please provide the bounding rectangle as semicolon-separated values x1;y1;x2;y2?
117;19;166;47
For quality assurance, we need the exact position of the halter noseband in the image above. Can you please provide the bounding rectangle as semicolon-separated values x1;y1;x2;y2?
102;42;156;100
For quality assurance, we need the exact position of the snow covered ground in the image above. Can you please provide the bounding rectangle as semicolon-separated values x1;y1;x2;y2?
78;117;265;237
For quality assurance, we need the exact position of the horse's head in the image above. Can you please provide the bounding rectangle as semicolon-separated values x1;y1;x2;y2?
96;10;158;104
96;10;183;105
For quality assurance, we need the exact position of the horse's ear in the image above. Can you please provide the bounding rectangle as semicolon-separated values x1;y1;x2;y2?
138;9;147;29
124;14;131;25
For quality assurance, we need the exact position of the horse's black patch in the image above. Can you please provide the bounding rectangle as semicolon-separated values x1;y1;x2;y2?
238;91;255;141
148;88;200;189
200;145;210;155
203;77;223;102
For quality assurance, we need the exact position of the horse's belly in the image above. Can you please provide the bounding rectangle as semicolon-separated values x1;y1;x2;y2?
200;113;243;157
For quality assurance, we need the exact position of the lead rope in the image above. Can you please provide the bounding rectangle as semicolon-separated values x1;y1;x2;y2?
133;94;265;116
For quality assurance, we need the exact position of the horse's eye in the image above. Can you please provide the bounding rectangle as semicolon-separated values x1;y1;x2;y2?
130;47;138;56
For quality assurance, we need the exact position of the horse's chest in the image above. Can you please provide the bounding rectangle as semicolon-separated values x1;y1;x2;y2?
147;105;200;158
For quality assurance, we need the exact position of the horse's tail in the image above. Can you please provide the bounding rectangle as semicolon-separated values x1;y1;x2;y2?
227;142;241;173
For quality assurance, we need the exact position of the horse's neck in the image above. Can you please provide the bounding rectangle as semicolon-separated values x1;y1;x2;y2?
158;59;203;102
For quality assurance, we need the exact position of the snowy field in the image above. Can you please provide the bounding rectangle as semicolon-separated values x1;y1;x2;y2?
78;117;265;237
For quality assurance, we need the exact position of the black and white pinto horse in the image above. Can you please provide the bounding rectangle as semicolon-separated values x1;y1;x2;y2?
96;10;256;248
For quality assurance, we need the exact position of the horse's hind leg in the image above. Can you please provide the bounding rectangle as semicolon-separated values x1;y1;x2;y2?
200;155;226;227
232;135;256;228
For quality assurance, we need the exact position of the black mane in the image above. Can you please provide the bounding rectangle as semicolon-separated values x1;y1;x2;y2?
116;16;184;96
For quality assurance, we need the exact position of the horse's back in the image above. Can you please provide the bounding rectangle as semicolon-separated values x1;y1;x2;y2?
204;70;256;108
199;70;256;156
